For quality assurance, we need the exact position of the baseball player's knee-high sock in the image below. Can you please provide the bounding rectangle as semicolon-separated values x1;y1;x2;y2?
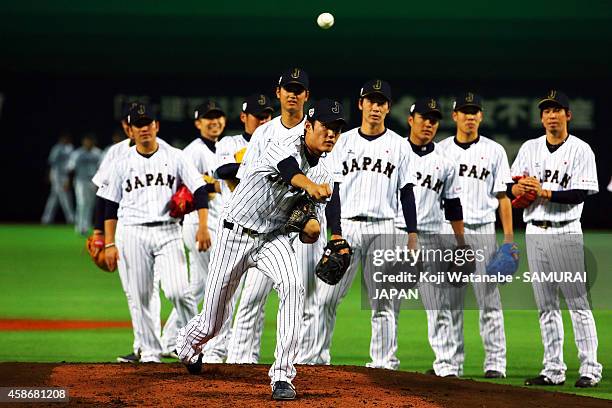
177;224;251;363
256;236;304;385
226;269;273;363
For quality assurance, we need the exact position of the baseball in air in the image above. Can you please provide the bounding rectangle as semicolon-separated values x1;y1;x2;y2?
317;12;334;29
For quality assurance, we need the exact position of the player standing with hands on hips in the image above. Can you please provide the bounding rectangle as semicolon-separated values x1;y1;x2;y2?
437;92;514;378
511;90;602;388
177;99;347;401
99;103;206;363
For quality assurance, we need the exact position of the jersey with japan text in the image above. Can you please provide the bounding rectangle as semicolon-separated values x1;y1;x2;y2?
510;134;598;223
236;115;306;180
395;144;461;232
227;132;333;233
92;138;169;188
329;127;415;220
437;135;511;224
98;142;205;225
183;137;222;226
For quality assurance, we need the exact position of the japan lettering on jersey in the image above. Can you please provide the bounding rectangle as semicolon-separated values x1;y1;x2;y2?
395;146;461;232
98;142;205;225
182;138;222;226
437;136;511;224
511;135;598;223
215;133;250;198
328;128;415;219
92;138;169;188
236;115;306;180
227;133;333;233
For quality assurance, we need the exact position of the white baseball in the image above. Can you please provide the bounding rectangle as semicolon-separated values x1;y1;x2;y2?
317;12;334;29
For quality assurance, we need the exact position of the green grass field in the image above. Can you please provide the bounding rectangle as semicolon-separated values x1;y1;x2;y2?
0;225;610;400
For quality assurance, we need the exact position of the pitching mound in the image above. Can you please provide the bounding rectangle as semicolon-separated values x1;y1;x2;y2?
0;363;607;407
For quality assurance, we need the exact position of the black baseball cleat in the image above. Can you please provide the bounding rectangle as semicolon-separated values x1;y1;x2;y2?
272;381;297;400
484;370;505;379
116;352;139;363
524;375;564;386
575;376;598;388
185;354;203;375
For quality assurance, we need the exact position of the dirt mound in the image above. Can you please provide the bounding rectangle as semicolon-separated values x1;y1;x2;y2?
0;363;607;407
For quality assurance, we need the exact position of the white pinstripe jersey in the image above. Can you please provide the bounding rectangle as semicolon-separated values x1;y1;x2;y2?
395;144;461;232
329;127;415;220
236;115;306;180
437;135;512;225
511;134;598;223
215;133;250;198
92;138;169;188
98;142;205;225
227;133;333;233
182;137;222;226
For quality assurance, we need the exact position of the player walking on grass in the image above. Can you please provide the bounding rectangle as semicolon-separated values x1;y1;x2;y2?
99;103;206;363
511;90;602;388
177;99;346;400
437;92;514;378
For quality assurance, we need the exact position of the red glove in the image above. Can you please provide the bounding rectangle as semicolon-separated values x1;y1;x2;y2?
169;185;194;218
511;176;537;209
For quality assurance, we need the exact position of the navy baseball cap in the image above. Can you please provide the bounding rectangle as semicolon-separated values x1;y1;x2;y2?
360;79;392;102
453;92;483;111
410;97;443;119
242;94;274;116
307;99;346;125
538;89;570;110
127;103;157;126
278;68;309;90
121;101;140;120
194;100;226;119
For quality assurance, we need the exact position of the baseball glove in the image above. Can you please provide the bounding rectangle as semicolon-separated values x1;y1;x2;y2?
284;194;318;233
511;175;537;209
316;239;352;285
446;244;476;288
486;242;520;277
169;184;194;218
85;234;113;272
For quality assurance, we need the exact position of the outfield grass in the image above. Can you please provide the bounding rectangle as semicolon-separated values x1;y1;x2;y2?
0;225;610;399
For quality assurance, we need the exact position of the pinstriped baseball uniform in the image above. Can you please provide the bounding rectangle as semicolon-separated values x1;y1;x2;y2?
395;143;461;376
67;145;103;234
92;138;163;357
512;134;602;383
224;115;328;365
314;127;415;369
437;134;512;376
159;136;235;362
177;132;333;386
98;142;201;362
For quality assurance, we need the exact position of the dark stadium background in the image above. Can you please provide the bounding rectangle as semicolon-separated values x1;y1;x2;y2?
0;1;610;227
